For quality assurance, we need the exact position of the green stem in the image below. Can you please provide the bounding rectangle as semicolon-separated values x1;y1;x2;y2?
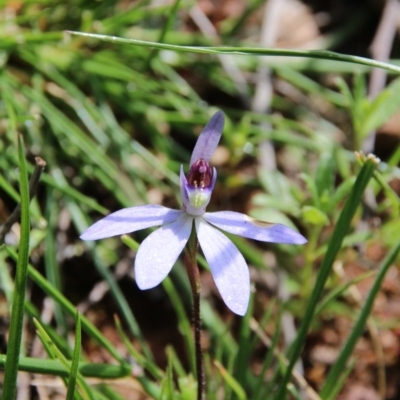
184;226;204;400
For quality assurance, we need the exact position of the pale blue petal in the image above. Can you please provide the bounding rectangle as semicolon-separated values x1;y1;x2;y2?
190;111;224;166
195;218;249;316
80;205;183;240
135;214;193;289
204;211;307;244
180;165;190;210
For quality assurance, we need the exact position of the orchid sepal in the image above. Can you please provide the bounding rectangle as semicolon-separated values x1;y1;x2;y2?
190;111;224;166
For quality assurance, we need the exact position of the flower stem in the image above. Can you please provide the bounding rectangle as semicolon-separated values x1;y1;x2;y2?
184;225;204;400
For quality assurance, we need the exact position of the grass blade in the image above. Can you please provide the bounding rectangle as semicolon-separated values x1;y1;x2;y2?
67;31;400;74
273;156;378;400
0;355;131;378
2;135;31;400
320;238;400;398
66;312;82;400
34;318;96;400
5;246;127;365
214;360;246;400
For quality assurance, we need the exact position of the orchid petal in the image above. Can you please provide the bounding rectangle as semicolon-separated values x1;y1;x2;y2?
135;214;193;289
204;211;307;244
190;111;224;166
195;218;249;315
80;205;183;240
180;165;190;209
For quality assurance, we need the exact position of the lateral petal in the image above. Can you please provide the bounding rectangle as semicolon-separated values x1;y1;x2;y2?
80;205;183;240
204;211;307;244
135;214;193;289
190;111;224;166
195;218;250;316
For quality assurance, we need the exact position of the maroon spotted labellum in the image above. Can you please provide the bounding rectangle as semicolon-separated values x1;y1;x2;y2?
186;159;213;189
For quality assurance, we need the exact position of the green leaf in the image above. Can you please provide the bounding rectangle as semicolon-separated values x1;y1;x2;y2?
299;172;321;208
301;206;329;226
315;152;335;200
178;376;198;400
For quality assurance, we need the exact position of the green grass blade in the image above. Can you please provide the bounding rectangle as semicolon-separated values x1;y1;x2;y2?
0;355;130;378
67;31;400;74
2;135;31;400
166;345;186;378
214;360;246;400
114;315;163;380
163;277;196;377
34;318;96;400
4;247;126;365
44;188;67;335
323;360;355;400
145;0;183;66
28;261;126;363
234;294;254;388
67;312;82;400
320;238;400;398
315;270;376;316
254;316;282;400
67;200;152;361
273;157;378;400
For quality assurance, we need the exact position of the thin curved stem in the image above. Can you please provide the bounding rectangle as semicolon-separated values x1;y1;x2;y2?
184;226;204;400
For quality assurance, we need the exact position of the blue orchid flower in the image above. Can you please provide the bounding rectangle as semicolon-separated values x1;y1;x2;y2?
81;111;307;315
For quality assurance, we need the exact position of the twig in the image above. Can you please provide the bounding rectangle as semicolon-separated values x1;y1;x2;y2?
363;0;400;153
251;0;283;170
278;270;304;378
254;0;305;382
189;4;250;108
0;157;46;243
